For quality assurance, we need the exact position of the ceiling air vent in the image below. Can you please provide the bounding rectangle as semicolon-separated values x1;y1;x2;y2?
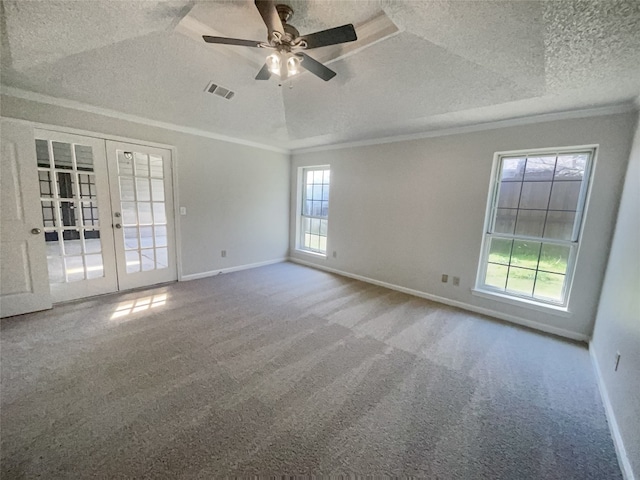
205;82;235;100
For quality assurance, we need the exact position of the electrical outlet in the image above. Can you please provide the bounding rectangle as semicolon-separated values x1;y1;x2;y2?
179;206;187;216
441;274;448;283
333;251;337;258
615;352;621;371
453;276;460;286
221;250;226;258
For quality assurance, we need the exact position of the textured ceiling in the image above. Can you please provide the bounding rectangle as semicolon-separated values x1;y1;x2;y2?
1;0;639;150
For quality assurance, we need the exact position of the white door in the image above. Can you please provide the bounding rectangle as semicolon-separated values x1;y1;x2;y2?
106;141;177;291
0;120;52;317
33;130;118;303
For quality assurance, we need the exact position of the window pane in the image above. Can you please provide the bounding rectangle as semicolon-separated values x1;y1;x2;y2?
82;202;99;227
514;209;546;237
312;185;322;200
485;263;508;290
78;174;96;200
506;267;535;296
555;154;587;180
312;170;323;183
519;181;552;209
497;182;521;208
543;211;576;240
310;218;320;235
320;219;328;236
488;238;513;265
534;272;565;301
539;244;570;274
510;240;541;269
41;201;56;227
57;172;76;199
319;236;327;252
548;181;581;210
59;201;78;227
61;229;82;255
494;208;517;234
501;157;525;181
524;156;556;181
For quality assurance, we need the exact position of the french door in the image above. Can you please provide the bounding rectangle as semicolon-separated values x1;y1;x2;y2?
33;130;176;303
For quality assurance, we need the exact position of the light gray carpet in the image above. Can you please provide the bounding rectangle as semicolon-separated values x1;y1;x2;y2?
1;262;621;478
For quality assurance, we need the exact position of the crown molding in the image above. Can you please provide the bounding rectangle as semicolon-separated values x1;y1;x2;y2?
0;85;290;154
291;102;638;155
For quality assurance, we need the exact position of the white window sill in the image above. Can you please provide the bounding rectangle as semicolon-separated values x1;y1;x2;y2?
294;249;327;259
471;288;572;317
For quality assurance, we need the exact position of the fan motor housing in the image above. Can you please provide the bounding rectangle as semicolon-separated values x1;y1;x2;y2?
276;4;299;41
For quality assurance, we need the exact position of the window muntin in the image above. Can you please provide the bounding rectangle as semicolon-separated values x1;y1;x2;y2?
478;149;593;305
300;167;330;254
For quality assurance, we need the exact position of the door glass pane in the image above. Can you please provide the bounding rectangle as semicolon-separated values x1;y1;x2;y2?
75;145;94;172
153;203;166;224
81;202;99;227
140;226;154;248
121;202;138;225
65;256;85;282
118;151;133;175
52;142;73;170
154;226;167;247
85;254;104;279
149;155;163;178
151;179;165;201
134;153;149;177
126;250;141;273
138;203;152;224
141;249;155;271
47;256;64;283
124;227;139;249
83;230;102;253
156;248;168;269
35;139;50;168
119;177;135;201
136;178;151;201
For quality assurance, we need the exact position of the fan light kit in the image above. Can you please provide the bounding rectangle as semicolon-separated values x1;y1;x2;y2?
202;1;358;82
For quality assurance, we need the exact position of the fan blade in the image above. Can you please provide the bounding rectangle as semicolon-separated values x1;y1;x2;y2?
254;0;284;42
298;24;357;50
203;36;263;48
255;63;271;80
299;53;336;81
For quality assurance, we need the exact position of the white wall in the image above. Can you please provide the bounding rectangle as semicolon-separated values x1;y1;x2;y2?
290;112;637;340
0;94;291;278
591;116;640;480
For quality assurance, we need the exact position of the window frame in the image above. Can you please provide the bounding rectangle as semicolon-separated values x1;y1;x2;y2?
475;145;597;309
297;165;330;256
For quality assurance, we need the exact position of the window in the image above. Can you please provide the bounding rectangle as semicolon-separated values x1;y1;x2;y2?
300;166;330;254
477;148;594;306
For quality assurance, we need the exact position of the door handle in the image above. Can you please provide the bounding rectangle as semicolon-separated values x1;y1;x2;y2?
114;223;122;229
31;228;42;235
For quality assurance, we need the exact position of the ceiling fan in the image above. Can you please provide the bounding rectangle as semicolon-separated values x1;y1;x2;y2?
202;0;357;82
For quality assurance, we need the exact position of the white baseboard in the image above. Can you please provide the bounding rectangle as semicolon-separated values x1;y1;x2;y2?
289;257;589;343
590;347;635;480
180;258;287;281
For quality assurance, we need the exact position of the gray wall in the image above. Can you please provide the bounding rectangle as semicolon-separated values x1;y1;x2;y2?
1;94;290;278
591;116;640;479
290;112;637;339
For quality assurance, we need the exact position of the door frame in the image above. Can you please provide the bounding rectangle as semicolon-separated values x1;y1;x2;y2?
4;117;184;288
